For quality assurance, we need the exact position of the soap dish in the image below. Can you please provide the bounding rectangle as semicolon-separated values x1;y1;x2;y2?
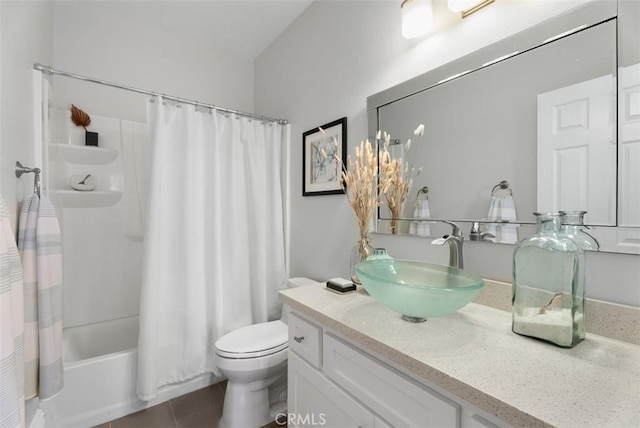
326;278;356;294
69;174;96;191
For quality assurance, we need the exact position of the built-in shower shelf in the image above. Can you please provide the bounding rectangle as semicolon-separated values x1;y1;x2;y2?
51;189;123;208
49;143;118;165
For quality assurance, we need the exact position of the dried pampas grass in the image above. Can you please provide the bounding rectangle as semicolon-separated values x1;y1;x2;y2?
325;123;425;236
379;124;425;234
338;140;380;235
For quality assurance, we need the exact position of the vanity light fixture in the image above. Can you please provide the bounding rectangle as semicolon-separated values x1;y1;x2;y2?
401;0;434;39
448;0;494;18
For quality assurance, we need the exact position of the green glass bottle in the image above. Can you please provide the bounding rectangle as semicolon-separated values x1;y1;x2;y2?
512;212;585;347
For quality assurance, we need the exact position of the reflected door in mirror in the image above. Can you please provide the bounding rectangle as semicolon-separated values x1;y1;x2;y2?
537;75;616;226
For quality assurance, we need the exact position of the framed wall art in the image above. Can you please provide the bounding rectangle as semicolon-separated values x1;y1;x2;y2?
302;117;347;196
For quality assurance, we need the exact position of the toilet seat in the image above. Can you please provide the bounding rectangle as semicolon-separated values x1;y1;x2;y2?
215;320;288;359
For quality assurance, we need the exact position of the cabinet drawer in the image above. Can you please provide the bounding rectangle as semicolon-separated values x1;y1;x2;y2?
323;333;460;428
288;313;322;369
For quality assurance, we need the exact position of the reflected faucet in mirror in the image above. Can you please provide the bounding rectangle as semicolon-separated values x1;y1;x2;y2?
430;220;464;269
469;221;496;242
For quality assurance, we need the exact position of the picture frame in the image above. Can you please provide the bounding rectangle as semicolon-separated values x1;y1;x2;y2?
302;117;347;196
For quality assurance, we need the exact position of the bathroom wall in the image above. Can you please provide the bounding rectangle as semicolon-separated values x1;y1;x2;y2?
51;1;254;123
0;0;53;231
255;0;640;307
2;0;255;223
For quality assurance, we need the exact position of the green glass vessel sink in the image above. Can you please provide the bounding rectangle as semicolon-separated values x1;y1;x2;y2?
355;259;484;322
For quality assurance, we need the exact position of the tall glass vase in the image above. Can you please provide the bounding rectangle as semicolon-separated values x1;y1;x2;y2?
350;233;374;284
390;206;401;235
559;210;599;251
512;212;585;348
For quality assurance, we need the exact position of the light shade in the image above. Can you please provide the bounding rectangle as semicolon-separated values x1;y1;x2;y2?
401;0;434;39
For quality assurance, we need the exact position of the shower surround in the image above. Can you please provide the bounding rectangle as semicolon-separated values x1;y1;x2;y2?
40;109;220;426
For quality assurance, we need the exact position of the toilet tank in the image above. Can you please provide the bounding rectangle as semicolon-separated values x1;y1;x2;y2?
281;277;322;323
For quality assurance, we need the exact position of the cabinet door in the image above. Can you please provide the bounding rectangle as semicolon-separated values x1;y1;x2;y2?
323;334;460;428
288;351;375;428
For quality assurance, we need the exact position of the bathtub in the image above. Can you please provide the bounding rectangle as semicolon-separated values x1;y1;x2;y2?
41;316;221;428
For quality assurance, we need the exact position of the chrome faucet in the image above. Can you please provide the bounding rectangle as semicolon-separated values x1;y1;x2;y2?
469;221;496;242
430;220;464;269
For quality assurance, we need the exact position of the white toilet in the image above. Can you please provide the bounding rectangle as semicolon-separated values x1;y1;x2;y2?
215;277;320;428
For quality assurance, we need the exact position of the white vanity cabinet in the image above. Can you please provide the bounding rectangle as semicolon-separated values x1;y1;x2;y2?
287;312;506;428
288;352;377;428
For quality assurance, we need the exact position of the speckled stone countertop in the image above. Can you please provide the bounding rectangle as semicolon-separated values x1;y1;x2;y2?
280;285;640;428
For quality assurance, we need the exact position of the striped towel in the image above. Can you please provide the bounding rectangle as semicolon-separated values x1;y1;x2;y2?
0;194;26;428
18;194;63;400
487;195;518;244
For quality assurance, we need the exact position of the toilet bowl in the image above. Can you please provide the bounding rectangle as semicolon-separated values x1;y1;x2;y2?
215;277;320;428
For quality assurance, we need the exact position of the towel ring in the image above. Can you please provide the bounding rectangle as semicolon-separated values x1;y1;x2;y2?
491;180;512;197
15;161;41;198
416;186;429;199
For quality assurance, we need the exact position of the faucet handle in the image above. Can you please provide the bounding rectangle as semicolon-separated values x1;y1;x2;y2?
469;222;481;241
440;220;462;237
430;236;447;246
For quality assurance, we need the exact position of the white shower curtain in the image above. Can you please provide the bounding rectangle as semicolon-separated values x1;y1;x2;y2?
137;97;288;401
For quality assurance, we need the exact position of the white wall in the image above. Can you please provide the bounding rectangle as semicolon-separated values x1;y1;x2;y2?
0;0;53;230
255;0;640;307
51;1;254;123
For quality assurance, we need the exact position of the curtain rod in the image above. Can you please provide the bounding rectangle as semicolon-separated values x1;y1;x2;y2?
34;63;288;125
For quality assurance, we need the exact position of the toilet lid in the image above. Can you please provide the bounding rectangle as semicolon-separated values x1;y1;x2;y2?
215;320;288;359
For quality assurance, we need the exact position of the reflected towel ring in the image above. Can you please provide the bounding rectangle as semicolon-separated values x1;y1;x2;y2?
491;180;512;196
417;186;429;198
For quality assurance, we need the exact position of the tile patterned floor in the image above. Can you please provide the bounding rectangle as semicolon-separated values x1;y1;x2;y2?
95;381;283;428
